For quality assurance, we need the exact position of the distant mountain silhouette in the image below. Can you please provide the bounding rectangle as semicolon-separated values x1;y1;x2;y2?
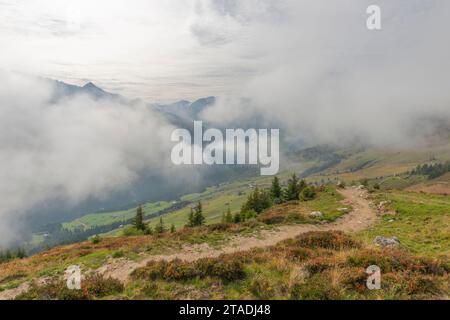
48;79;128;104
155;97;216;120
45;77;216;122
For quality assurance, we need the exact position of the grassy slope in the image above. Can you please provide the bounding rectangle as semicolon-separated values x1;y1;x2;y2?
310;142;450;183
0;188;347;292
63;201;172;231
259;187;351;225
406;172;450;195
360;191;450;258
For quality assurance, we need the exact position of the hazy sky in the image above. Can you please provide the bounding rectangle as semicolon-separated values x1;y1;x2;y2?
0;0;445;103
0;0;279;102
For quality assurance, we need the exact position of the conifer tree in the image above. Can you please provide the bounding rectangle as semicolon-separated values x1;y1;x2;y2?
284;174;301;201
134;205;145;231
241;186;272;214
186;208;195;228
193;201;205;226
155;217;166;234
270;176;282;199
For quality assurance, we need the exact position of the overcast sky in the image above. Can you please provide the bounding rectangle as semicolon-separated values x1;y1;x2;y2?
0;0;449;246
0;0;443;103
0;0;275;102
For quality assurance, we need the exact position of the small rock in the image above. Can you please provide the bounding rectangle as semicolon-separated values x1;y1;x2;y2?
309;211;324;218
337;208;349;212
374;236;400;247
377;200;391;212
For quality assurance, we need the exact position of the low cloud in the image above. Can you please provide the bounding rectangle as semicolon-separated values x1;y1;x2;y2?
0;71;176;246
201;0;450;147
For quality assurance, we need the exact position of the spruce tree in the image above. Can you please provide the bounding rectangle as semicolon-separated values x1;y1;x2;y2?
186;208;195;227
134;205;145;231
155;217;166;234
241;186;272;214
193;201;205;226
16;248;26;259
5;250;12;261
186;202;206;227
284;174;300;201
270;176;282;200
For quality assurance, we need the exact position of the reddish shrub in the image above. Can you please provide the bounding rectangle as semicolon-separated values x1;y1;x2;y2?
294;231;361;250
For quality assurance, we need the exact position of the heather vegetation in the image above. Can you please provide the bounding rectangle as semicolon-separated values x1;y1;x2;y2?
16;275;124;300
124;231;448;300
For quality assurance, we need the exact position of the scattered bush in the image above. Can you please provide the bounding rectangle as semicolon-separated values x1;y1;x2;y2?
284;247;312;262
294;231;361;250
132;256;246;283
207;223;234;232
16;275;123;300
241;209;258;221
91;235;101;244
111;250;124;259
122;226;145;237
259;215;286;225
299;186;317;201
83;274;124;298
304;257;334;275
